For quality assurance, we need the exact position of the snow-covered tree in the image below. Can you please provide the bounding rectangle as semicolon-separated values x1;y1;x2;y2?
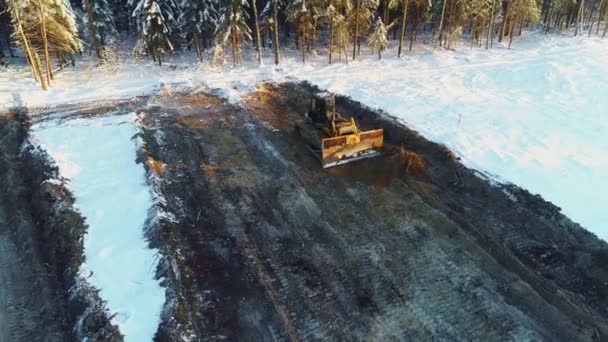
368;17;388;58
82;0;117;61
259;0;282;64
131;0;178;66
349;0;378;59
251;0;262;63
287;0;320;63
321;0;351;64
506;0;539;46
395;0;409;56
179;0;218;62
7;0;81;89
213;0;251;65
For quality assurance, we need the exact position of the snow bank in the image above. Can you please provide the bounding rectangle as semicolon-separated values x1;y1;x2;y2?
294;36;608;240
31;113;165;341
3;31;605;240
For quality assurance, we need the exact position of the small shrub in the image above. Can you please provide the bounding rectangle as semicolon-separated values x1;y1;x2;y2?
399;145;426;176
439;144;460;161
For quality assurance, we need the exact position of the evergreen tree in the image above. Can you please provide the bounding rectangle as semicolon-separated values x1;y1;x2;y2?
321;0;351;64
368;16;388;58
7;0;81;89
334;11;351;61
259;0;282;63
213;0;251;65
251;0;262;63
506;0;539;46
287;0;320;63
132;0;178;66
82;0;117;61
349;0;377;59
180;0;218;62
396;0;409;56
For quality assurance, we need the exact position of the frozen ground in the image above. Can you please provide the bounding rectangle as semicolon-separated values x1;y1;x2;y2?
30;114;165;341
1;31;606;239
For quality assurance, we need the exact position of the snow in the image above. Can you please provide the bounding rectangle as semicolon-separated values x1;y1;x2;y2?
1;31;606;240
30;113;165;341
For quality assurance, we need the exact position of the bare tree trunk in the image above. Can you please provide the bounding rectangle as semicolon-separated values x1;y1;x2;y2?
83;0;103;62
252;0;262;64
6;37;14;58
409;16;417;51
437;0;448;47
471;19;476;49
508;16;517;48
353;0;360;60
590;0;604;34
37;0;53;84
586;0;596;35
300;17;307;63
397;0;409;57
486;0;495;48
597;0;607;34
604;16;608;36
575;0;585;35
329;19;334;64
445;0;455;48
33;50;48;90
16;12;43;87
231;23;238;66
272;0;280;64
499;1;511;42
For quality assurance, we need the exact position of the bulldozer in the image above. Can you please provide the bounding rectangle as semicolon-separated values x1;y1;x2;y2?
296;92;384;168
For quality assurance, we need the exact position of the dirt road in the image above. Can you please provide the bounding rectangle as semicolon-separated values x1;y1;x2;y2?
137;83;608;341
1;83;607;341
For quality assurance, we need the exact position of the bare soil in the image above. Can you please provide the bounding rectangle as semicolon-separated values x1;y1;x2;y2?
2;82;607;341
136;82;608;341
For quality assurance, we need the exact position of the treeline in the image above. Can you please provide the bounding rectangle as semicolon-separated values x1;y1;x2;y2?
0;0;606;89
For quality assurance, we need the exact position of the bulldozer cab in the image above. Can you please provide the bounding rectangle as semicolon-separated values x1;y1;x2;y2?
309;92;336;124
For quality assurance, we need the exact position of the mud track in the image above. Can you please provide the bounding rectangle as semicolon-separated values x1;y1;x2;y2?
136;83;608;341
1;82;607;341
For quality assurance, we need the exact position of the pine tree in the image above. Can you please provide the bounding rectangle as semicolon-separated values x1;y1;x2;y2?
7;0;81;89
82;0;117;62
507;0;539;46
368;17;388;58
396;0;409;57
251;0;262;63
349;0;378;60
213;0;251;65
271;0;280;63
287;0;319;63
322;0;351;64
180;0;218;62
259;0;282;63
132;0;178;66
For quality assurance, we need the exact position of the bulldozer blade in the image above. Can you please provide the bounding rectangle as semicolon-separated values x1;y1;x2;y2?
321;129;383;168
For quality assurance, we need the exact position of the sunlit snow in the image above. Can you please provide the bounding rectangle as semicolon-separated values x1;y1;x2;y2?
30;113;165;341
2;31;606;240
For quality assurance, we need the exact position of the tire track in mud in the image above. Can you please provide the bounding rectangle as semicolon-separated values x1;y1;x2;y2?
137;85;608;341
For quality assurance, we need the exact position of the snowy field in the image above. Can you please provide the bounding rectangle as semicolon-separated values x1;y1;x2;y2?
1;32;606;240
30;114;165;341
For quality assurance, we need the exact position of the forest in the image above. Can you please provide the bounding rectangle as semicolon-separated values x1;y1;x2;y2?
0;0;606;90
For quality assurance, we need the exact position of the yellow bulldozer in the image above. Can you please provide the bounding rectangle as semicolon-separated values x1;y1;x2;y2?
296;92;384;168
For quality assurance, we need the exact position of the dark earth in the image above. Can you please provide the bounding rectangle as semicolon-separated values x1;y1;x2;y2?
1;82;607;341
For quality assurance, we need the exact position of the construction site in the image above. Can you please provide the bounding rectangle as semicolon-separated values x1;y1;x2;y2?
1;82;608;341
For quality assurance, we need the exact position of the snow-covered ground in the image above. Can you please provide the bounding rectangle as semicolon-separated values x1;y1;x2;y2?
30;114;165;341
1;31;606;240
